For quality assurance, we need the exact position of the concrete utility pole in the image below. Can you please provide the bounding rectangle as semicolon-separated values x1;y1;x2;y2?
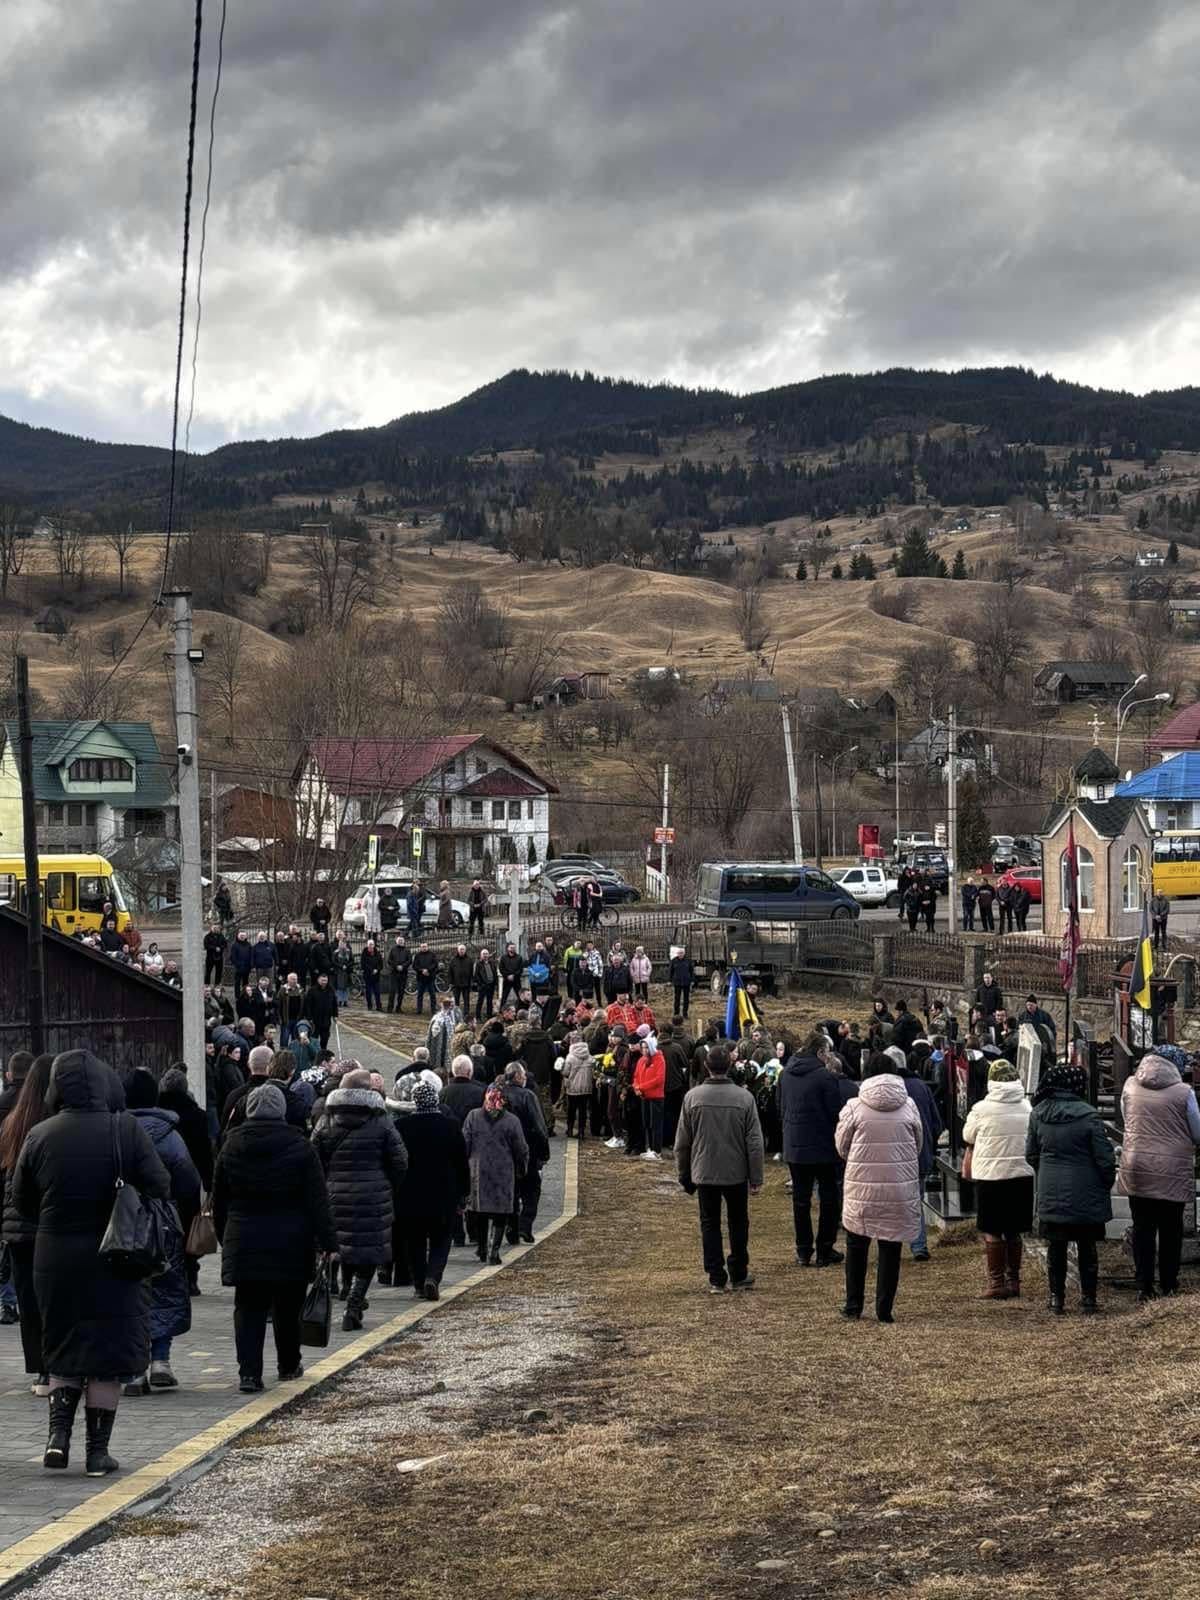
893;703;901;850
209;768;218;894
781;704;804;864
166;591;205;1109
506;864;522;957
947;704;959;935
659;762;670;904
812;755;824;871
16;656;45;1054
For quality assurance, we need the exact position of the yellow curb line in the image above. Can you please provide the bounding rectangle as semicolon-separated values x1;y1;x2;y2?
0;1138;580;1593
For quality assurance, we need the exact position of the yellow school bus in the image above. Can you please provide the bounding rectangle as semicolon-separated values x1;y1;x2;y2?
0;854;134;937
1151;832;1200;898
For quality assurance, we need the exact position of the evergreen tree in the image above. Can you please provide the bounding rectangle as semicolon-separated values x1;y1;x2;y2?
848;552;862;579
895;525;939;577
951;548;968;579
956;775;992;876
936;556;949;578
831;561;843;579
861;554;877;579
1168;539;1179;564
1137;507;1149;530
795;559;807;580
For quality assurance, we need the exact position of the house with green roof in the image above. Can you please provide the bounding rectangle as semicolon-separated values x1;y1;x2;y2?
0;721;179;906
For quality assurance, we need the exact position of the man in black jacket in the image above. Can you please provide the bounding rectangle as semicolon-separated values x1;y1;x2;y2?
778;1034;849;1267
360;939;384;1011
661;1024;692;1147
668;951;694;1019
395;1079;470;1298
310;899;333;934
204;924;226;985
307;932;333;980
443;1055;486;1122
472;948;498;1021
413;943;440;1016
501;1063;551;1242
379;889;399;933
975;970;1004;1022
386;934;411;1013
447;944;473;1013
891;998;922;1055
303;973;339;1050
467;879;488;939
498;943;524;1010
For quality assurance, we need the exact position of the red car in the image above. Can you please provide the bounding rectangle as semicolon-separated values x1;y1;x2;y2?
999;865;1042;904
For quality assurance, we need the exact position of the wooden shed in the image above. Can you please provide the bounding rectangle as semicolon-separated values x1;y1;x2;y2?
0;907;182;1074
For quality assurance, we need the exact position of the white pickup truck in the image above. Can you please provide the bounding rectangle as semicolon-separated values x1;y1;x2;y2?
833;864;901;908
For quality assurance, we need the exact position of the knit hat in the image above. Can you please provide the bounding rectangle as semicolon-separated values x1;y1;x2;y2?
636;1023;651;1039
247;1082;286;1120
987;1059;1021;1082
1034;1060;1088;1103
413;1080;440;1113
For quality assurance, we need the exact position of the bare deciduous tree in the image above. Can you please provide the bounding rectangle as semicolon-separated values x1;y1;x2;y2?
0;504;28;600
972;593;1028;701
55;642;134;722
732;572;771;654
301;522;375;628
204;617;247;746
102;523;139;597
48;519;84;593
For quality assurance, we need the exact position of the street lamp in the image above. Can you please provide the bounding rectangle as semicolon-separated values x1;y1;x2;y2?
1114;692;1172;771
1112;674;1147;756
826;746;859;859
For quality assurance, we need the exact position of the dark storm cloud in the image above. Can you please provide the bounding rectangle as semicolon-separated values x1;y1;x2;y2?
1;0;1198;447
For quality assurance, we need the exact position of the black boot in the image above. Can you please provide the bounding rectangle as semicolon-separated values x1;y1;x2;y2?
44;1387;80;1470
342;1274;368;1332
1046;1240;1067;1314
488;1220;504;1266
84;1407;119;1476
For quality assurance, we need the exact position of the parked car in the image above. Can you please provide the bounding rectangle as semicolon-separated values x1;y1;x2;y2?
999;865;1043;904
695;862;861;922
989;834;1017;865
341;881;470;929
833;864;901;908
907;849;950;891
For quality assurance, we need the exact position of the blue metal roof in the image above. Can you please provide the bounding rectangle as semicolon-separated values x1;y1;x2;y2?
1116;753;1200;800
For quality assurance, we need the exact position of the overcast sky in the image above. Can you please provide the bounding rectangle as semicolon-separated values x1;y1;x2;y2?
2;0;1199;450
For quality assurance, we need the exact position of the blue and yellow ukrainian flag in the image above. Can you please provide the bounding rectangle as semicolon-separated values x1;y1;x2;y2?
1132;899;1154;1011
725;966;759;1039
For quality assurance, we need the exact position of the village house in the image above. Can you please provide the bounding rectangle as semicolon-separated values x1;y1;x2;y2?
294;735;557;878
1115;753;1200;832
1145;701;1200;763
0;720;178;906
1034;661;1136;704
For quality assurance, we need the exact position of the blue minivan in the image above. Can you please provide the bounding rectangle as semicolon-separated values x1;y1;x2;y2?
695;862;861;921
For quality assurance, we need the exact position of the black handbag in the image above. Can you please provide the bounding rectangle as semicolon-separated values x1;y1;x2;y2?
300;1255;332;1347
98;1114;181;1281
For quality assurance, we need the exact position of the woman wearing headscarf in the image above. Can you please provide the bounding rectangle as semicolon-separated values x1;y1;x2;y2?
833;1052;923;1324
1117;1051;1200;1303
462;1084;529;1265
962;1060;1034;1300
0;1054;55;1394
395;1080;470;1300
213;1082;335;1392
10;1051;170;1475
122;1069;201;1393
1026;1061;1116;1314
312;1069;408;1331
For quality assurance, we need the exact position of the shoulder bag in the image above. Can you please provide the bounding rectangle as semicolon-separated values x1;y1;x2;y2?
186;1190;219;1258
300;1254;332;1347
98;1114;181;1281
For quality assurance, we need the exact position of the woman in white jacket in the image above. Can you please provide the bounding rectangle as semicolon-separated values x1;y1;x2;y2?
962;1059;1033;1300
630;947;652;1003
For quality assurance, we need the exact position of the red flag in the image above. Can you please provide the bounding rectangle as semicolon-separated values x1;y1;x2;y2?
1058;814;1081;992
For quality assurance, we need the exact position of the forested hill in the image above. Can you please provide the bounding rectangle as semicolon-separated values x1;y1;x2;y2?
6;364;1200;512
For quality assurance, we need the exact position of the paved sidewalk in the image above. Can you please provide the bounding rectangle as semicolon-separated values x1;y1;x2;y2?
0;1024;566;1564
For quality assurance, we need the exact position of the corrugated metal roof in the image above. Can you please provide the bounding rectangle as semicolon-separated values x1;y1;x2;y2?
1117;753;1200;801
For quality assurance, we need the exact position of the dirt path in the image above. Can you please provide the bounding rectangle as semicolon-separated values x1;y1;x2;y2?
23;1144;1200;1600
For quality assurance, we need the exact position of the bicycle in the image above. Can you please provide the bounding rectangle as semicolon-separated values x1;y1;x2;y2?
559;906;620;932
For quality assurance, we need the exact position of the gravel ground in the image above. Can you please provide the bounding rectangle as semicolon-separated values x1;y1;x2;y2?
20;1292;583;1600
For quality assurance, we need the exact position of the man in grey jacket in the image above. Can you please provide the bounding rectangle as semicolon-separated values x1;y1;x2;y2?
674;1046;765;1294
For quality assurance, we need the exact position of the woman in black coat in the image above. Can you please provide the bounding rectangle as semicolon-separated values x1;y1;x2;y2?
395;1079;470;1299
11;1051;170;1476
212;1082;335;1391
157;1067;214;1297
311;1071;407;1331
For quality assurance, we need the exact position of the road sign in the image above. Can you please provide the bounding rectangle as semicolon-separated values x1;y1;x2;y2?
411;827;423;860
653;826;676;845
367;834;379;875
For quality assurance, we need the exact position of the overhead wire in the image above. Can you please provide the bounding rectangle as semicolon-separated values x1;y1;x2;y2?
180;0;227;493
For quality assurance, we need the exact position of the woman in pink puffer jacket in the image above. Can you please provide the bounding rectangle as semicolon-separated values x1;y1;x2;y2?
834;1066;923;1323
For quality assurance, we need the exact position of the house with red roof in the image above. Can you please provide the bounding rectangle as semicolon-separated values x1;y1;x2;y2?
1145;702;1200;765
293;736;557;878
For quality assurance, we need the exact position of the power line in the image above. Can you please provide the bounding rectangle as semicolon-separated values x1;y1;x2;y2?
181;0;227;480
158;0;206;602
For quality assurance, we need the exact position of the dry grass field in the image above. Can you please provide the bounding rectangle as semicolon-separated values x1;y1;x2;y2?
235;1139;1200;1600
